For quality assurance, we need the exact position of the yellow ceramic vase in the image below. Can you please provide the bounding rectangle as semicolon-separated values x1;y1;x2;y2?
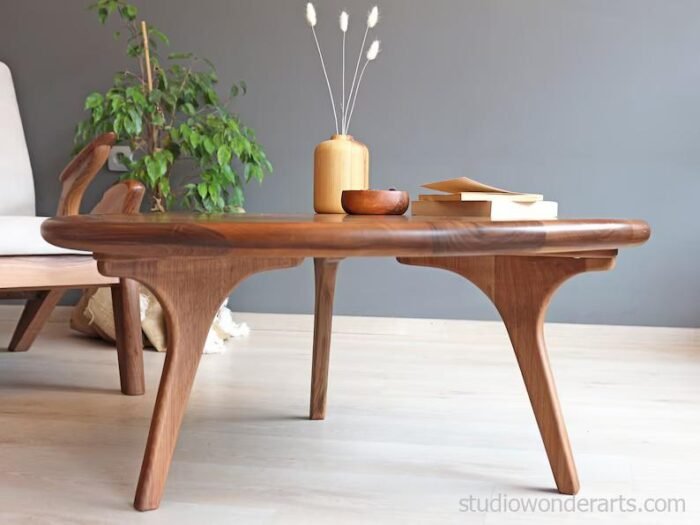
314;134;369;214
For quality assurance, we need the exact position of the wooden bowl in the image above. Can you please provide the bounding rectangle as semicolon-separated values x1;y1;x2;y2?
341;190;410;216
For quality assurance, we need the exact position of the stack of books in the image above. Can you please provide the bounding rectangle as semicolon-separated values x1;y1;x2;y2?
412;177;558;220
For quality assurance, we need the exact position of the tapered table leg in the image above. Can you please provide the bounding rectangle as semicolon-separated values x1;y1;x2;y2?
98;256;303;511
111;279;145;396
310;258;342;420
398;254;616;495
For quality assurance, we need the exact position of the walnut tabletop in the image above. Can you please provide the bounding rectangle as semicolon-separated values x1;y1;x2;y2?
41;213;650;512
41;213;650;257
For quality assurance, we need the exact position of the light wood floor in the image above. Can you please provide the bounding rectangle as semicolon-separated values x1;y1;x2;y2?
0;306;698;524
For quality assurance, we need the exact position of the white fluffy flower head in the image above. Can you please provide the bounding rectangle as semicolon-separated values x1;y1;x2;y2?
367;40;381;61
368;6;379;28
340;11;349;32
306;3;317;27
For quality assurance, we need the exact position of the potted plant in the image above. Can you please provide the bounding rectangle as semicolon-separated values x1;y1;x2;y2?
75;0;272;213
72;0;267;353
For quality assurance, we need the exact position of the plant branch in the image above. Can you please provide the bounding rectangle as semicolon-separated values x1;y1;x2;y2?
168;62;194;127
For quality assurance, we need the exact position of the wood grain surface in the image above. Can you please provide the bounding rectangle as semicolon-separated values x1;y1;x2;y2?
38;212;651;511
310;258;343;420
42;214;650;258
398;254;618;495
97;255;303;511
7;289;64;352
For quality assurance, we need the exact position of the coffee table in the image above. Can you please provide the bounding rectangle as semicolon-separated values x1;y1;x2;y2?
42;214;650;511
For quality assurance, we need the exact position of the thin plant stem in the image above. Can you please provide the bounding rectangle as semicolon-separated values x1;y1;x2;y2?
345;59;370;133
346;25;369;133
312;26;339;134
342;31;346;134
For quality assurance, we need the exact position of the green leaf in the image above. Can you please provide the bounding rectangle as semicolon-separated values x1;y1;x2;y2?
145;157;160;186
91;104;104;124
209;182;220;199
127;43;143;57
125;116;137;135
217;145;231;167
127;108;142;134
126;86;147;106
113;114;124;136
85;92;104;110
232;185;244;207
162;92;177;110
231;136;245;157
203;137;215;155
168;52;194;60
221;164;234;183
156;156;167;177
197;182;208;199
159;178;172;202
120;4;138;21
150;28;170;46
205;89;219;105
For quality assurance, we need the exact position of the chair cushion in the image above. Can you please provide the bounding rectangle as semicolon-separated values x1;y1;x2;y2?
0;216;86;256
0;62;36;216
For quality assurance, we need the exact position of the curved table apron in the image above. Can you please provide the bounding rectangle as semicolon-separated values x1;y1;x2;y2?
42;214;651;511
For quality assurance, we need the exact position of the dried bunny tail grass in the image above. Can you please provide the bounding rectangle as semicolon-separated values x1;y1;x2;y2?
306;2;317;27
368;6;379;29
341;11;349;131
366;39;381;61
346;39;381;133
306;2;339;133
346;7;380;133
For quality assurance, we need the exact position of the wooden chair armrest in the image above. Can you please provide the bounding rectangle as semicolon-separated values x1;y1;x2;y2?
56;132;117;216
91;179;145;215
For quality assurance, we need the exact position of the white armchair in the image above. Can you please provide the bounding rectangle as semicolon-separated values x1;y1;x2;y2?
0;61;145;395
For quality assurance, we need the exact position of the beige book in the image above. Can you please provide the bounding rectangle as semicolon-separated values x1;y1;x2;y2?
419;192;544;203
411;200;559;220
422;176;528;195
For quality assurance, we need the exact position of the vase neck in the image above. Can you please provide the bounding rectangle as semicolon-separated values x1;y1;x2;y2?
331;134;353;141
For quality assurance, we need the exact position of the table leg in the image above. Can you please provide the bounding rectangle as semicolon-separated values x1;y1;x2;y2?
111;279;145;396
310;258;342;420
98;256;303;511
397;254;616;495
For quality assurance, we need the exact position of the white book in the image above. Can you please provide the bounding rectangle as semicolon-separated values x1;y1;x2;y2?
412;200;559;220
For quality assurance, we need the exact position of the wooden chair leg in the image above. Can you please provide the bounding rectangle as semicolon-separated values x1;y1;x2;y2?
398;254;616;495
310;258;342;420
98;256;303;511
8;289;65;352
111;279;145;396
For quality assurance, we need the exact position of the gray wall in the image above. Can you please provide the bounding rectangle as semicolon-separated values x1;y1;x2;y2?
1;0;698;327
